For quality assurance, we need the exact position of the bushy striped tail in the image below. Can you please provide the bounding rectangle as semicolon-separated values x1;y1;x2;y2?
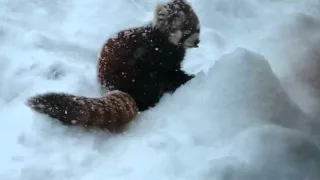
26;90;138;132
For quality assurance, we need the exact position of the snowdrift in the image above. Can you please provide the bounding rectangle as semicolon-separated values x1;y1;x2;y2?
129;48;320;180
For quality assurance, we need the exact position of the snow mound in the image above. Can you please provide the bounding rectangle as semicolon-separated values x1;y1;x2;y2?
143;48;315;137
126;48;320;179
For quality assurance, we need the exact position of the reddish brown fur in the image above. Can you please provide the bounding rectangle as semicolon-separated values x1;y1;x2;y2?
27;90;138;132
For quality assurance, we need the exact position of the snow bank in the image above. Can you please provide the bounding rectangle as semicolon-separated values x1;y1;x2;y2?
146;48;314;135
126;48;320;179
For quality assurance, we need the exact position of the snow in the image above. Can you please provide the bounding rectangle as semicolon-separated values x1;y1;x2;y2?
1;0;320;179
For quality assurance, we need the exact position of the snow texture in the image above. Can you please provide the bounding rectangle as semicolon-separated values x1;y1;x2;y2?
1;0;320;179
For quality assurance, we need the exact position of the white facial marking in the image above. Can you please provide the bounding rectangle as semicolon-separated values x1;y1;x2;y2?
196;23;200;30
169;30;183;45
184;32;199;47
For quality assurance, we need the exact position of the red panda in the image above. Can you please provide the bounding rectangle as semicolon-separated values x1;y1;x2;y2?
26;0;201;133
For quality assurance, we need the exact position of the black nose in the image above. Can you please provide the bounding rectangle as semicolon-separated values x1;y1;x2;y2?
194;39;200;47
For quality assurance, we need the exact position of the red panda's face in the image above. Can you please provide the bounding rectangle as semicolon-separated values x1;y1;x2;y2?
180;23;200;48
168;15;200;48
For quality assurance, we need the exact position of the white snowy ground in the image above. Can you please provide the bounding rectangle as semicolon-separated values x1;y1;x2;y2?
1;0;320;179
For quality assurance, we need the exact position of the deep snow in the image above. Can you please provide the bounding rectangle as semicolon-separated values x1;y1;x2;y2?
1;0;320;179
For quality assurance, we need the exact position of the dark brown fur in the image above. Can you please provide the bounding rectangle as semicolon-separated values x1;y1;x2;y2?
97;23;195;111
26;0;200;133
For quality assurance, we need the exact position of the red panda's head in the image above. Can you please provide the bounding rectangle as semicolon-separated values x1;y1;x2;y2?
153;0;200;48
